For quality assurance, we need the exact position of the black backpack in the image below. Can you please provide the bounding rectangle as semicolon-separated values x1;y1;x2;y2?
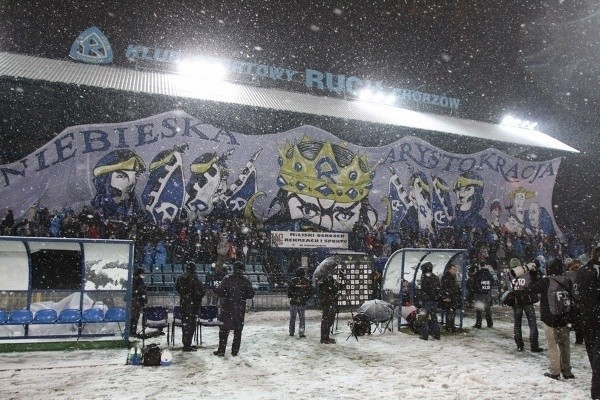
142;344;162;366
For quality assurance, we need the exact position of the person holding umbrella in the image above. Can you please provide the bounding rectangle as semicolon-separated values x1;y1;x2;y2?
319;274;341;344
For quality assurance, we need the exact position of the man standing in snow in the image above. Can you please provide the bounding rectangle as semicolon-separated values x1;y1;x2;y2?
526;258;574;380
472;262;495;329
576;246;600;399
176;262;205;352
129;268;147;337
440;264;461;332
319;275;340;344
214;261;255;356
507;257;544;353
288;267;311;338
419;262;441;340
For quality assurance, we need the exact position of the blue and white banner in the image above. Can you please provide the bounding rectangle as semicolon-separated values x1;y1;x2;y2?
0;110;562;237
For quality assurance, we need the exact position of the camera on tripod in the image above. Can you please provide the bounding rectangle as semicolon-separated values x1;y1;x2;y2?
509;262;537;279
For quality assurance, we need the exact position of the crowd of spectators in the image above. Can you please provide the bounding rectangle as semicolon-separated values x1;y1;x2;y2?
1;205;597;287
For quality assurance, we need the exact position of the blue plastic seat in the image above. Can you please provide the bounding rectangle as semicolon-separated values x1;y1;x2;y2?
58;309;81;323
8;309;33;324
33;309;58;324
0;310;8;324
81;308;104;323
104;307;127;335
104;308;126;322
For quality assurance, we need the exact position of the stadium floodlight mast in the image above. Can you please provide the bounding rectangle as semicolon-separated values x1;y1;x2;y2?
501;114;538;130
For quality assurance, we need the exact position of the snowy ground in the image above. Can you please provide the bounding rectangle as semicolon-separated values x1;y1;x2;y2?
0;306;593;400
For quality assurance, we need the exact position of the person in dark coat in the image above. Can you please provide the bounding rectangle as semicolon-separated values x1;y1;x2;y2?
288;267;311;337
576;246;600;399
440;264;462;332
419;262;441;340
129;268;147;337
472;262;495;328
318;275;340;344
176;262;205;352
213;261;255;356
506;257;544;352
526;258;574;380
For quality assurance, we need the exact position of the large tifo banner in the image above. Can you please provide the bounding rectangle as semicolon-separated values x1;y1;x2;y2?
0;110;561;238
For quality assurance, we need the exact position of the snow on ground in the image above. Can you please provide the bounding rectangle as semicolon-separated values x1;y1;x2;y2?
0;307;593;400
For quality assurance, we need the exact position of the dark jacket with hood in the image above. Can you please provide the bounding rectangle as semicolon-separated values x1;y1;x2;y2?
420;262;441;303
576;258;600;331
288;268;312;306
527;259;571;328
215;264;255;330
176;265;205;316
440;269;461;309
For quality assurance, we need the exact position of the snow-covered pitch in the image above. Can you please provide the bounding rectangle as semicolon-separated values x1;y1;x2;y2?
0;308;592;399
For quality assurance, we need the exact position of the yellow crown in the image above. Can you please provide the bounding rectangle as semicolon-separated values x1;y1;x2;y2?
276;138;376;203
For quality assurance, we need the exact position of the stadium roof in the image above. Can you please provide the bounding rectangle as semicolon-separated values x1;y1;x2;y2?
0;51;578;153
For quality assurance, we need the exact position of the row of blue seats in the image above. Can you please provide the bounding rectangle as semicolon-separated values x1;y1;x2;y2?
0;307;127;325
141;263;266;274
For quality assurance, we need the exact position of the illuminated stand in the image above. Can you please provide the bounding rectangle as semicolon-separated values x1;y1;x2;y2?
0;236;134;349
381;248;468;331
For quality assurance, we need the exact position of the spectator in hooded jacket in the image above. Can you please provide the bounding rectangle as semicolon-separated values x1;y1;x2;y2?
527;258;574;380
129;268;147;337
288;267;311;338
472;262;495;329
441;264;462;332
419;262;441;340
176;262;205;352
576;246;600;399
214;261;255;356
506;257;544;353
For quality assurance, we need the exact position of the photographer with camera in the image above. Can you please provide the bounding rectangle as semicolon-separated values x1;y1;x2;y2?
319;274;341;344
505;258;544;353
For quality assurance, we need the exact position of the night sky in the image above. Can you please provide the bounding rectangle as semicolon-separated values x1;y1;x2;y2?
0;0;598;230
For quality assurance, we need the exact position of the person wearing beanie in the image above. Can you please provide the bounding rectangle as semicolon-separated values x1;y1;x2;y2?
129;268;147;337
576;246;600;398
213;261;255;356
176;262;205;351
505;257;544;353
525;258;574;380
288;267;311;338
419;262;441;340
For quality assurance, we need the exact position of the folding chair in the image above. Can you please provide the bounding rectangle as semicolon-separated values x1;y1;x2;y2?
198;305;220;345
170;305;200;347
371;313;393;334
142;306;170;347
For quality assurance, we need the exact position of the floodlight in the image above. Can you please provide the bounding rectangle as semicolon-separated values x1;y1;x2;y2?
177;59;227;80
